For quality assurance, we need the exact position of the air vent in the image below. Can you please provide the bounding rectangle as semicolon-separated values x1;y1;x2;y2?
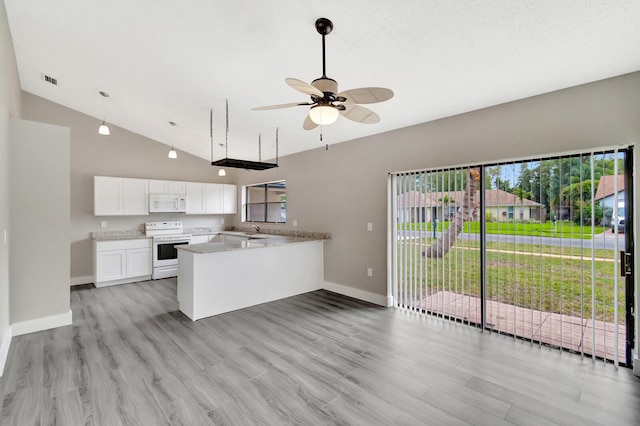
42;74;58;85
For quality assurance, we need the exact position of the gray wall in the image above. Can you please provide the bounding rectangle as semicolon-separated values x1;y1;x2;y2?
232;73;640;337
9;119;70;323
232;71;640;363
0;0;22;374
21;93;240;280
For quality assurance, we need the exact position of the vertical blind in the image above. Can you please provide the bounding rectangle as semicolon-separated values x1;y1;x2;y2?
391;149;629;366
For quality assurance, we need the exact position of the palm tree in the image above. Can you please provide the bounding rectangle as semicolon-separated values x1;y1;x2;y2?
424;168;480;258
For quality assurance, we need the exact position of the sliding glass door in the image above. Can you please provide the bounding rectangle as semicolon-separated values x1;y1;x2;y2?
391;148;634;366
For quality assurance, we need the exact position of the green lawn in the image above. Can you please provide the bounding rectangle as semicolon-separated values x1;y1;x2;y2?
399;220;607;239
396;242;624;323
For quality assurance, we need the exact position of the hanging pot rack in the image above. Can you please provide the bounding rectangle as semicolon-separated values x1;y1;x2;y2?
210;100;279;171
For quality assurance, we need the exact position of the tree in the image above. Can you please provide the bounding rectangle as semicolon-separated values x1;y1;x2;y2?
424;169;480;258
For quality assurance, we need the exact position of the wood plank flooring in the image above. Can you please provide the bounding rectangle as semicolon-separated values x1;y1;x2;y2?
1;278;639;425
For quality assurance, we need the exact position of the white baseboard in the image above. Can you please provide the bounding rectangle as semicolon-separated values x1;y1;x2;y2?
70;275;93;286
322;281;387;306
11;310;73;337
0;325;11;377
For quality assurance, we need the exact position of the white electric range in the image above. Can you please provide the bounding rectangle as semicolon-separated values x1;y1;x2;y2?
145;221;191;279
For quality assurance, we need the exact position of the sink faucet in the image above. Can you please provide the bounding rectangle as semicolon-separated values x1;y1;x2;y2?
251;223;260;233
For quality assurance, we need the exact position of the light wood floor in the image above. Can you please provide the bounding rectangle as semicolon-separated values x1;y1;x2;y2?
1;279;639;425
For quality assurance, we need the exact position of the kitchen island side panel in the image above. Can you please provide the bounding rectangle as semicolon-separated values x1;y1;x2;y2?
178;241;324;320
176;250;195;318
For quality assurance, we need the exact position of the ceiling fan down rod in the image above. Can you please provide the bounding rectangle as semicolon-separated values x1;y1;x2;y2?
315;18;333;79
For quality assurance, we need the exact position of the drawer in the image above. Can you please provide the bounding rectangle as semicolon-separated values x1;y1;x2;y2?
95;238;151;252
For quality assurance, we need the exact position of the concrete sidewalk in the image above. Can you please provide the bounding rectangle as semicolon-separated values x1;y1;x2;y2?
403;290;626;364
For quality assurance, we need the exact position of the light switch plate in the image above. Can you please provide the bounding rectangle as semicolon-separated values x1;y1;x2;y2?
367;222;373;231
367;268;373;277
101;221;107;228
293;220;298;227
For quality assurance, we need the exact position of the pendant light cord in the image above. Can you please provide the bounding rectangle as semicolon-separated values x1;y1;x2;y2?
225;99;229;158
210;108;214;162
276;127;279;164
258;133;262;162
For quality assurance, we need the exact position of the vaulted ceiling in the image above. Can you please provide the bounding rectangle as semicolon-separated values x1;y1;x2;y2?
5;1;640;161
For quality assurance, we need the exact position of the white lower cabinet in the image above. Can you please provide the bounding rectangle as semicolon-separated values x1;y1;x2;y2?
127;247;152;277
94;238;152;287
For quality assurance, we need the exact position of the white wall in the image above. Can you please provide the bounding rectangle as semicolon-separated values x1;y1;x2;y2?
0;0;22;376
9;119;71;327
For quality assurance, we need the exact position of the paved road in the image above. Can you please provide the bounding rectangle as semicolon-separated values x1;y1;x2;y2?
398;229;626;250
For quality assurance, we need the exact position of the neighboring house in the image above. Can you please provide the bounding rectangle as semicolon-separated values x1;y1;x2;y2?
484;189;544;221
594;174;625;211
396;191;437;223
397;189;543;223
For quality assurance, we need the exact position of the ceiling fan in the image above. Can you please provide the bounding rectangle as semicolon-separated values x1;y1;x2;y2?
252;18;394;130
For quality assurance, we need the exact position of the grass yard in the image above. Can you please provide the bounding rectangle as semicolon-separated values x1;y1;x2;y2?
399;220;608;239
396;242;625;323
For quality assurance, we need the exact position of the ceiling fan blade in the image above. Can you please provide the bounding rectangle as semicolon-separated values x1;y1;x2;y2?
251;102;311;111
286;78;324;97
339;104;380;124
303;114;319;130
337;87;394;104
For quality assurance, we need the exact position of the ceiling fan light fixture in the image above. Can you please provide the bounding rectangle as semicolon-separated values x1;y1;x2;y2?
309;105;339;125
98;119;110;135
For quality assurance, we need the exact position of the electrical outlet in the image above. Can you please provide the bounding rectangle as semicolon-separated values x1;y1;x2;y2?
293;220;298;227
367;268;373;277
101;221;107;228
367;222;373;231
3;230;6;244
220;218;225;224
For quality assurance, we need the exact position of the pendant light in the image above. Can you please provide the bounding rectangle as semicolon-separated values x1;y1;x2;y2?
98;91;110;135
168;121;178;159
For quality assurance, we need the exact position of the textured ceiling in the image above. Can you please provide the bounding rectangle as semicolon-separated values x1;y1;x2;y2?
5;1;640;162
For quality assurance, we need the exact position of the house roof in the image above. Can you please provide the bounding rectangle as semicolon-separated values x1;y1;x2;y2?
594;175;625;201
397;189;542;208
396;191;438;208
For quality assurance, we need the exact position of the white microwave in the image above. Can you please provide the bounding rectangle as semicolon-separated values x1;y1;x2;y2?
149;193;187;213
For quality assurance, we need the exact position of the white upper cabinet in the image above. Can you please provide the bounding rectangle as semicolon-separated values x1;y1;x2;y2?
96;176;236;216
122;178;149;215
148;179;186;194
186;182;206;214
94;176;122;215
205;183;223;214
186;183;236;214
95;176;149;216
222;184;237;214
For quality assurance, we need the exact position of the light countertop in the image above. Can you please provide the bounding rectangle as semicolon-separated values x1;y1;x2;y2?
176;236;324;254
92;230;148;241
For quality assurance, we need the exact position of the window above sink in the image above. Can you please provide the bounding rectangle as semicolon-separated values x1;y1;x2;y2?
244;180;286;224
